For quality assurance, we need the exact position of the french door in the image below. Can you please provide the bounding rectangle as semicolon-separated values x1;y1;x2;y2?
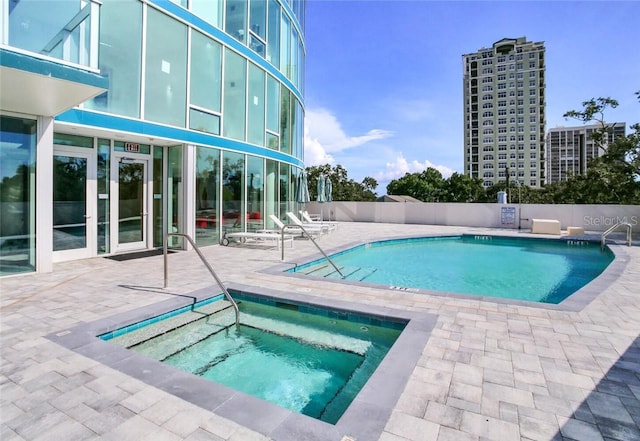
52;148;96;262
111;156;149;252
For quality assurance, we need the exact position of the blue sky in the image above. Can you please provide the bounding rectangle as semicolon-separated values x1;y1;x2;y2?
302;0;640;193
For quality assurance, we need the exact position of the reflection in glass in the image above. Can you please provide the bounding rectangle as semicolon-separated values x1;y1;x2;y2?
153;147;164;248
145;7;187;127
97;139;110;254
118;162;144;244
168;146;183;247
248;63;265;146
265;160;278;229
267;0;280;66
222;152;245;234
225;0;247;43
53;155;87;251
223;49;247;141
246;156;264;232
196;147;220;246
0;116;36;275
190;31;222;113
86;0;142;117
279;163;290;220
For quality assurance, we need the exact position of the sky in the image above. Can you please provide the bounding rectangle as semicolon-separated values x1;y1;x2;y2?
302;0;640;194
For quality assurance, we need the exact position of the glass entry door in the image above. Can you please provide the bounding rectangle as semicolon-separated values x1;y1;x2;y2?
52;149;96;262
113;158;148;252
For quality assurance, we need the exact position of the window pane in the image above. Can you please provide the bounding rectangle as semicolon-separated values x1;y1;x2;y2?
225;0;247;43
265;159;278;228
223;49;247;141
152;146;163;248
86;0;142;117
280;89;291;154
246;156;264;232
247;63;265;146
0;116;36;275
190;109;220;135
222;152;244;233
267;0;280;66
168;146;182;246
190;31;222;112
280;14;290;77
191;0;223;28
145;7;187;127
266;74;280;133
196;147;220;246
97;139;110;253
249;0;266;40
53;155;87;251
279;163;290;219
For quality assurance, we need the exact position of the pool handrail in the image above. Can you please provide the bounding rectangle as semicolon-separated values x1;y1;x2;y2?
280;223;345;278
601;222;632;250
164;233;240;326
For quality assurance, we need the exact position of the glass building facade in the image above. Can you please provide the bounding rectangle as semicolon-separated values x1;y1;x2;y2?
0;0;306;276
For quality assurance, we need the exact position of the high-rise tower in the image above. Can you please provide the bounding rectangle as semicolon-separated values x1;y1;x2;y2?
463;37;546;188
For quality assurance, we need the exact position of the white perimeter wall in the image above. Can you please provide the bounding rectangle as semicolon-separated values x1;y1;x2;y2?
306;202;640;233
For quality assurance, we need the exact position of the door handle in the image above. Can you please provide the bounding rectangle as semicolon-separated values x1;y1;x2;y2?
83;215;91;218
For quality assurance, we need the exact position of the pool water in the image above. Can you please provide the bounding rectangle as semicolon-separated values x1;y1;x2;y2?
103;294;403;424
290;235;615;304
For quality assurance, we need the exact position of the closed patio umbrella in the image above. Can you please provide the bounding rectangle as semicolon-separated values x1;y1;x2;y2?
317;174;326;220
296;171;310;204
324;177;333;221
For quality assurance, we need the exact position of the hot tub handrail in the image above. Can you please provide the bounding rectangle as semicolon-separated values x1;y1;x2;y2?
281;225;345;278
164;233;239;326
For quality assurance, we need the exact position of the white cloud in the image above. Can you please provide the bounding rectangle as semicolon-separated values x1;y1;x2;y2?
303;108;392;166
376;154;456;182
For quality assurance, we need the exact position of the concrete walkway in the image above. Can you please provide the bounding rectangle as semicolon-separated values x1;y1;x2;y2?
1;223;639;441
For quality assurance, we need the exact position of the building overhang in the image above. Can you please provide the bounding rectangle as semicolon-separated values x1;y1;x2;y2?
0;48;108;117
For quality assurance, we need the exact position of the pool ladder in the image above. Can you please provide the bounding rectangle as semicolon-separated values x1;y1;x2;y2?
163;233;240;326
600;222;633;250
280;224;345;278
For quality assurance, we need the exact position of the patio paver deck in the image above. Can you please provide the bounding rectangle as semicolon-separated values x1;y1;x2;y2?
1;222;639;441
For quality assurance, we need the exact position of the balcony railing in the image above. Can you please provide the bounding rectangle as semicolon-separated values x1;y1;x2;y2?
3;0;101;70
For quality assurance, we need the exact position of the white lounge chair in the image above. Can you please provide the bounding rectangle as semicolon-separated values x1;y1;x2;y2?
300;211;338;232
286;212;330;235
270;214;322;238
221;230;294;248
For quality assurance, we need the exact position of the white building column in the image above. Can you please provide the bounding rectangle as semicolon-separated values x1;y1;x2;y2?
36;116;54;273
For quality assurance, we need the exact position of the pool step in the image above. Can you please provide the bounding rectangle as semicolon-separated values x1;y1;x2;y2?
240;312;371;355
110;301;237;358
301;264;378;281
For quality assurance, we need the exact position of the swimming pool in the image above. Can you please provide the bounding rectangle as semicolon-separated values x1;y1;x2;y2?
100;291;404;424
288;235;615;304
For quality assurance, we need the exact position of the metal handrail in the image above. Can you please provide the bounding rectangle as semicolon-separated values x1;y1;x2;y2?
601;222;632;250
164;233;239;326
281;225;345;278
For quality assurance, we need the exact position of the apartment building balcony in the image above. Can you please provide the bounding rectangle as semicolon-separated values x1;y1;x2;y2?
1;0;107;116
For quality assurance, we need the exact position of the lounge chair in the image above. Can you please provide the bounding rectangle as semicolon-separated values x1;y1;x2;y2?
286;212;330;235
270;214;323;238
221;229;294;248
300;211;338;232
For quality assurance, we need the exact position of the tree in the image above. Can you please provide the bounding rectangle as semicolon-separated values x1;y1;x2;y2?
443;172;485;202
562;94;640;204
387;167;446;202
305;164;378;201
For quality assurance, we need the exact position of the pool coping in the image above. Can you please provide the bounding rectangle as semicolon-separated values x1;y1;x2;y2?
46;282;437;441
263;232;631;312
